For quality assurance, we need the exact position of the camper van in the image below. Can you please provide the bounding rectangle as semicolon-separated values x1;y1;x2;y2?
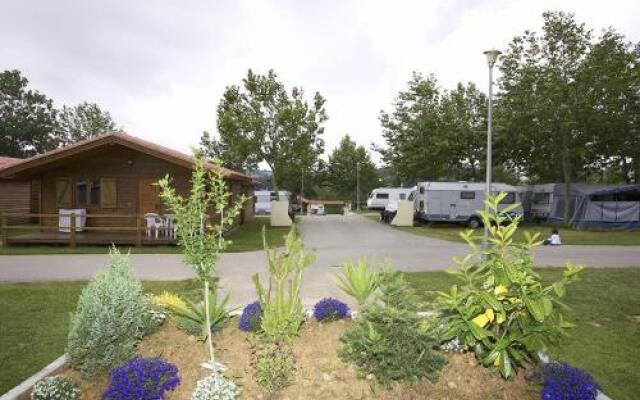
254;190;290;215
366;187;414;210
413;182;522;228
529;183;556;220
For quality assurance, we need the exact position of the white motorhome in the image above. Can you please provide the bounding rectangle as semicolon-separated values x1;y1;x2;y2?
254;190;290;215
413;182;522;228
529;183;556;220
366;187;414;210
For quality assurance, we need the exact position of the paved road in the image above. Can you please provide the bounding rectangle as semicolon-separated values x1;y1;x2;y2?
1;214;638;306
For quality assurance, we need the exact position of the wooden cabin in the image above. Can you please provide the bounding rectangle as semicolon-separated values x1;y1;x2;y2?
0;157;31;224
0;133;255;245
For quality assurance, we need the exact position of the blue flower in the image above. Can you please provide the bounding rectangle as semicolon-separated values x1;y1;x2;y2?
102;357;180;400
313;298;349;322
540;363;599;400
239;301;262;332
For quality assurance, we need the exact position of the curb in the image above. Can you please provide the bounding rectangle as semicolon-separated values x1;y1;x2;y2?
0;355;67;400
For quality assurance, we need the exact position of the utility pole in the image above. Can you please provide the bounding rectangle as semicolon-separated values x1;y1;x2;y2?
356;161;361;212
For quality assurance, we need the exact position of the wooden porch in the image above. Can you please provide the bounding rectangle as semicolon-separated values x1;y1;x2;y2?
7;231;177;246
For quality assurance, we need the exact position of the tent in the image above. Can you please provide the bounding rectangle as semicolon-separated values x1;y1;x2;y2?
547;183;640;229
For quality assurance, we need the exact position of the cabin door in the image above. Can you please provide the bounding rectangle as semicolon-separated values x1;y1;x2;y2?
138;179;161;214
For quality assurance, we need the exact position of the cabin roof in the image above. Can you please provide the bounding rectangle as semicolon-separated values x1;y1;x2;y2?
0;156;21;167
0;132;253;184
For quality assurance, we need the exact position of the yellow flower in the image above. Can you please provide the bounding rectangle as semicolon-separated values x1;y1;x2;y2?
496;312;506;324
493;352;502;367
494;285;508;299
485;308;495;322
151;291;187;313
472;309;495;327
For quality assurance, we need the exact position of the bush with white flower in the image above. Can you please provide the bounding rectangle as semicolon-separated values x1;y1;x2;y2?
31;375;80;400
191;374;239;400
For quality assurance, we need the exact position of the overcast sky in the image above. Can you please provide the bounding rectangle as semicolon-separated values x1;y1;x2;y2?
2;0;639;164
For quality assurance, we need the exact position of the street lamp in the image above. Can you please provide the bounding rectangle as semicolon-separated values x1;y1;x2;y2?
356;161;361;212
483;49;501;251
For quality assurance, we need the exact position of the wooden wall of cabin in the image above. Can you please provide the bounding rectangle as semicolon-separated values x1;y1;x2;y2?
0;180;31;224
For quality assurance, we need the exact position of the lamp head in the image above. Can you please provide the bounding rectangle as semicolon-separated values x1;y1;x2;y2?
483;49;502;67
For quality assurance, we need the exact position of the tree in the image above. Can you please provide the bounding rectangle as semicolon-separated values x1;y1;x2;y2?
0;70;58;157
498;11;592;220
58;102;118;145
326;134;380;205
204;69;327;190
378;73;493;184
158;154;246;371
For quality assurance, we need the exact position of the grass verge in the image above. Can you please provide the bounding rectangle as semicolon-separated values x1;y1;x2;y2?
0;279;201;395
0;217;289;255
406;267;640;400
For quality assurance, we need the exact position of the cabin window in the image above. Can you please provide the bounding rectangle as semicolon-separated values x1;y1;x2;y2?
399;193;406;200
101;177;117;209
460;191;476;200
75;181;88;207
375;193;389;199
499;192;516;204
90;180;101;205
56;178;72;208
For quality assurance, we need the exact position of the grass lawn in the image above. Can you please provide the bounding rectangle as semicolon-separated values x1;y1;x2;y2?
390;221;640;245
0;279;202;395
0;217;290;255
406;267;640;400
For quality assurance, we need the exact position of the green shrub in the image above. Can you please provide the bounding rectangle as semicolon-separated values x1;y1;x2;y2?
436;192;583;379
340;271;445;386
31;375;80;400
161;289;230;340
253;344;295;392
253;228;314;341
332;257;379;306
66;247;145;378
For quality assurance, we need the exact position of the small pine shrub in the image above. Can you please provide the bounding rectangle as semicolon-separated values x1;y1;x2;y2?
239;301;262;332
313;298;349;322
191;374;239;400
66;248;146;378
540;363;599;400
340;271;445;386
253;344;296;392
31;376;80;400
102;357;180;400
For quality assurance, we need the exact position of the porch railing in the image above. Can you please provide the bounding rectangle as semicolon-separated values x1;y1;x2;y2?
0;212;178;247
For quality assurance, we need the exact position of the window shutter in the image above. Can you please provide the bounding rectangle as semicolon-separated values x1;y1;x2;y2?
101;178;117;208
56;178;72;208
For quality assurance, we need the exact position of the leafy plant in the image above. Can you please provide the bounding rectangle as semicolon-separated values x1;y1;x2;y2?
239;301;262;332
253;344;296;392
437;192;583;379
66;247;145;378
340;271;445;386
159;290;230;339
332;258;379;306
31;376;80;400
102;357;180;400
158;153;246;367
313;298;349;322
252;228;314;341
538;363;599;400
191;374;239;400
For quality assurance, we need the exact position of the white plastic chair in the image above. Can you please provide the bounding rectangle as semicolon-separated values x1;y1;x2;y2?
144;213;164;239
164;214;177;239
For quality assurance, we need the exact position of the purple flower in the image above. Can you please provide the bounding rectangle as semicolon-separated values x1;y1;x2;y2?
102;357;180;400
540;363;599;400
239;301;262;332
313;298;349;322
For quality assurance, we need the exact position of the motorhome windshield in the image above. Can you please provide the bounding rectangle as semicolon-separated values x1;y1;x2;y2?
499;192;517;204
375;193;389;199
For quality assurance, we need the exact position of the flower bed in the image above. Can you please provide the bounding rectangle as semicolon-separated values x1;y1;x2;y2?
40;319;537;400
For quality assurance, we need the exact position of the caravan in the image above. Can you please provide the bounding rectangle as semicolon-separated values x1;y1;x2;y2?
412;182;522;228
254;190;291;215
366;187;414;210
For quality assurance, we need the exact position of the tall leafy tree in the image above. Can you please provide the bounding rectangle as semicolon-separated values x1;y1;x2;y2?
203;69;327;190
58;102;118;145
378;73;492;184
326;134;380;205
0;70;58;157
498;11;591;220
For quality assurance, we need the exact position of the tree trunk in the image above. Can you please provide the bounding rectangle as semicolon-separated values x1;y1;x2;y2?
561;137;572;226
204;279;215;365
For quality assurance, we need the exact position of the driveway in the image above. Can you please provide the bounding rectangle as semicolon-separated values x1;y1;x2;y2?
1;214;638;306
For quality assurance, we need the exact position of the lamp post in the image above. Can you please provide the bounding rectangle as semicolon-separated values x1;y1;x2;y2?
483;49;501;251
356;161;361;212
300;168;305;215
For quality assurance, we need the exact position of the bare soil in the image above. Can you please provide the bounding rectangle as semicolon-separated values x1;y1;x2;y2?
54;319;538;399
